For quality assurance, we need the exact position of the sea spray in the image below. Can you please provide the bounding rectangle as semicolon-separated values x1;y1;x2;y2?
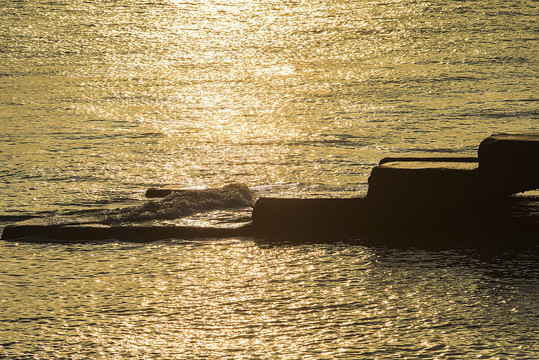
103;183;255;223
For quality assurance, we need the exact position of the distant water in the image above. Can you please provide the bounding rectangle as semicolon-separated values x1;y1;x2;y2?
1;0;538;358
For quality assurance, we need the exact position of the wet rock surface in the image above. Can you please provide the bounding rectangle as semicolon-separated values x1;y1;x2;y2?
2;134;538;243
479;133;539;196
366;160;480;207
1;217;251;243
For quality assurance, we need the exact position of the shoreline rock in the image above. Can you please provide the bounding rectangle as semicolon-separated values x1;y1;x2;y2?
2;133;537;244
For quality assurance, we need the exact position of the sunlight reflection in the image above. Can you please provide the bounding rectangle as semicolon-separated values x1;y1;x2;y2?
2;0;538;357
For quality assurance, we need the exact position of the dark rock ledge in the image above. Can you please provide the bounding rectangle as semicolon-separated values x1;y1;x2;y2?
1;220;251;244
2;133;538;243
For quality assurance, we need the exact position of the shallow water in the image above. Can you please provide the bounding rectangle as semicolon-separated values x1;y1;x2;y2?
2;239;538;359
1;0;538;358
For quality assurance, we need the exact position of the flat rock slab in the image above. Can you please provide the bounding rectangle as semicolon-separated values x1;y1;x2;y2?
379;156;478;165
2;194;536;243
374;161;478;170
251;197;371;236
250;194;538;238
479;133;539;196
367;161;481;207
1;218;252;243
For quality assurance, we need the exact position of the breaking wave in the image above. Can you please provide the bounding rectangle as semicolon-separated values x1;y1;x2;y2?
103;183;255;224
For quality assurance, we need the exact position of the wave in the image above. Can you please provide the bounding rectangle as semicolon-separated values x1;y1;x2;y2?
102;183;255;224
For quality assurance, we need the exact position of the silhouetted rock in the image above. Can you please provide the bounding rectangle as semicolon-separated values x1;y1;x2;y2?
479;133;539;196
1;217;251;243
2;134;538;243
367;160;481;208
145;188;178;197
250;197;370;236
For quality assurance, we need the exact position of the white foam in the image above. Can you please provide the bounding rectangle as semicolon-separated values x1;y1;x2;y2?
103;183;255;223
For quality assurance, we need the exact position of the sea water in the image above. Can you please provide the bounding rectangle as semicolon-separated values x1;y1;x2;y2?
1;0;538;358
